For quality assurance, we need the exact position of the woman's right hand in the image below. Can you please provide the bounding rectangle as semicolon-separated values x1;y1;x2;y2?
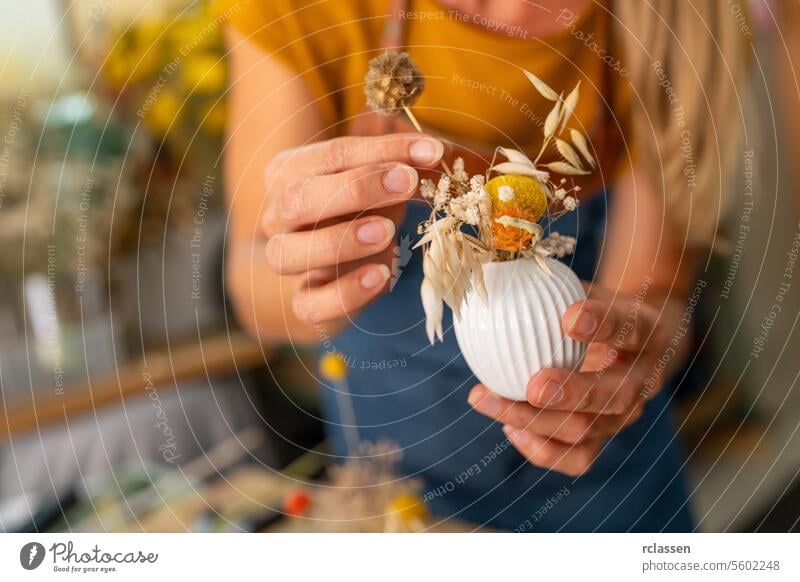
261;133;444;330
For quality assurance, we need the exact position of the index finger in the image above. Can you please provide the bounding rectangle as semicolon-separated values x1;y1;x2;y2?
271;133;444;177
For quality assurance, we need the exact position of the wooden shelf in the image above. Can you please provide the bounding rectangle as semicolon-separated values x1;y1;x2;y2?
0;331;270;442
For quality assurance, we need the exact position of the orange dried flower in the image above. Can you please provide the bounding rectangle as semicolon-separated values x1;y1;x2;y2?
492;207;541;252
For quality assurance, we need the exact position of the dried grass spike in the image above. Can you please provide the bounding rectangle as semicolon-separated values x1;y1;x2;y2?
544;98;563;139
560;81;580;132
545;161;590;176
491;162;550;181
556;138;584;170
570;129;596;168
497;147;533;165
523;70;559;101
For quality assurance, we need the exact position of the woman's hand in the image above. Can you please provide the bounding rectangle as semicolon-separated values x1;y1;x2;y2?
467;284;670;477
261;133;444;328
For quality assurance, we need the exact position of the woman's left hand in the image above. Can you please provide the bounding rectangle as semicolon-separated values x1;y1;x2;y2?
467;284;670;477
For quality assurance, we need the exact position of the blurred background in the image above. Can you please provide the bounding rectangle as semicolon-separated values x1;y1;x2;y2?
0;0;798;532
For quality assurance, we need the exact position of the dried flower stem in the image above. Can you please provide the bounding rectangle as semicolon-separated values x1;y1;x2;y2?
403;105;452;177
403;106;422;132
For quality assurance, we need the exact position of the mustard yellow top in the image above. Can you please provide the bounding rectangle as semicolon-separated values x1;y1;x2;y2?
222;0;633;184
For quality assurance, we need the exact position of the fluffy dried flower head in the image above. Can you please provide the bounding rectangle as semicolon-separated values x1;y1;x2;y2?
498;185;515;202
364;52;425;116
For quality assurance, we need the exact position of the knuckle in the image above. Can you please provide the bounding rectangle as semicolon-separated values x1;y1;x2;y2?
265;150;290;178
531;444;557;468
572;455;595;477
323;137;358;172
292;291;319;324
624;316;641;347
577;382;597;411
622;373;645;407
261;207;281;238
498;403;522;425
264;236;284;272
566;414;593;443
292;301;314;323
651;320;669;347
599;305;621;337
343;166;374;208
631;403;645;423
281;179;309;223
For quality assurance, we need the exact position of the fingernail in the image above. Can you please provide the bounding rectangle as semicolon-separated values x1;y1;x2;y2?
360;265;390;289
503;426;531;446
357;218;394;245
468;390;503;416
536;380;564;407
568;311;596;335
409;139;442;165
382;165;415;193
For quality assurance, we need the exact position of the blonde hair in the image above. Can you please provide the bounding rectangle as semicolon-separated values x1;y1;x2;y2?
615;1;749;247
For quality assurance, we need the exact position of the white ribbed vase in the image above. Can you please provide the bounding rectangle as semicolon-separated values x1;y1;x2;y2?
454;258;586;401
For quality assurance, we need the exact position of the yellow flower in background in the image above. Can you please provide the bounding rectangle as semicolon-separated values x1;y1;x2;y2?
182;53;226;93
103;54;130;91
199;100;227;134
169;15;219;53
144;90;182;136
386;493;427;525
101;0;228;145
319;353;348;382
126;21;167;83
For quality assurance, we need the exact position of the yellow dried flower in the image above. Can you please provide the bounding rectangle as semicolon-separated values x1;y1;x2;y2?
486;175;548;253
144;90;182;136
485;175;548;221
182;53;226;93
319;353;348;382
386;493;427;525
364;52;425;116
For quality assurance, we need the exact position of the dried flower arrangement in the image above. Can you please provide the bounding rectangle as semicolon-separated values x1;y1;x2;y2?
365;53;595;345
309;440;427;532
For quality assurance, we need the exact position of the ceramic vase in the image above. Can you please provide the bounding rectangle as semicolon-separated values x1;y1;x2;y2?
453;258;586;401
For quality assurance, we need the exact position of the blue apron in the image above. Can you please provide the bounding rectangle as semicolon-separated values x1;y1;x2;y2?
321;193;694;532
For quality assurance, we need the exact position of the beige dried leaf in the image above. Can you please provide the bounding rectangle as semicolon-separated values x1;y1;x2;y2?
461;232;489;252
497;147;533;165
523;69;559;101
472;263;488;305
534;254;552;274
420;278;442;344
570;129;596;168
495;215;545;240
556;138;584;170
491;162;550;181
545;161;590;176
560;81;580;133
543;98;562;139
462;238;487;307
414;216;456;250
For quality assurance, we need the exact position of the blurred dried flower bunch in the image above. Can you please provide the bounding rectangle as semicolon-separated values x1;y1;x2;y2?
95;1;227;239
309;441;426;532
